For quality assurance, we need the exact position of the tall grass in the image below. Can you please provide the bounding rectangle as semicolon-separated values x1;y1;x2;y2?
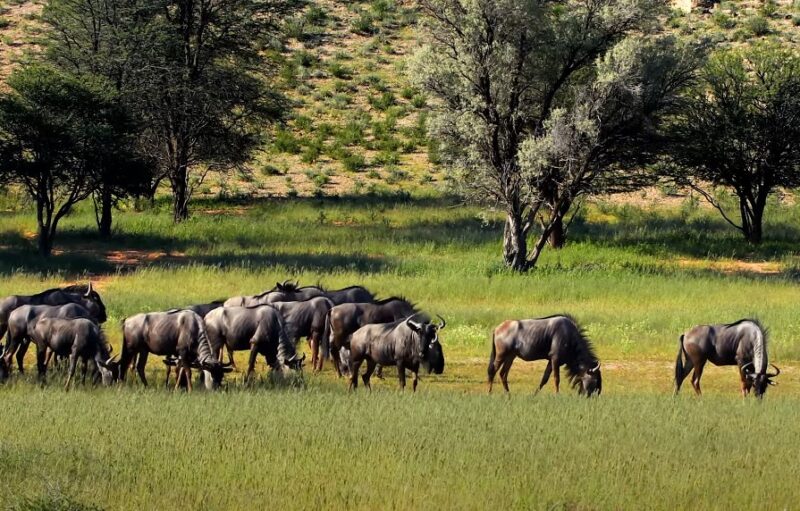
1;386;799;510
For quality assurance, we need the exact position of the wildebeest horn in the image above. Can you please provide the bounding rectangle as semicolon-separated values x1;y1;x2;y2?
405;316;422;332
85;282;93;296
221;359;233;368
767;364;781;377
107;344;114;354
741;361;754;371
589;362;600;373
436;314;446;330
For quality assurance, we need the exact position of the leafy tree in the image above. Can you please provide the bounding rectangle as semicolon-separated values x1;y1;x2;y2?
0;66;149;256
134;0;295;221
411;0;698;270
43;0;160;236
669;44;800;244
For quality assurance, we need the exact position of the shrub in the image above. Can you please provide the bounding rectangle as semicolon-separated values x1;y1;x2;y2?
336;121;366;146
759;0;777;18
285;18;305;40
294;50;317;68
385;166;408;184
745;16;770;36
305;5;328;25
329;62;352;79
410;94;427;108
293;115;312;131
400;86;416;100
260;164;283;176
301;138;324;163
342;152;367;172
272;128;301;154
371;0;396;20
712;11;736;29
793;14;800;26
351;13;376;35
0;18;10;29
374;151;401;166
369;92;395;111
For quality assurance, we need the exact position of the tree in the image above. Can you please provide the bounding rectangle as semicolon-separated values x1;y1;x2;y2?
134;0;295;222
669;44;800;245
0;65;149;256
42;0;160;236
411;0;698;270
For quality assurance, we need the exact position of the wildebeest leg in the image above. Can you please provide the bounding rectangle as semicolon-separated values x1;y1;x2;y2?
551;357;560;393
738;366;750;397
136;352;149;386
35;345;47;383
80;358;88;385
226;346;237;369
535;361;553;395
375;364;384;380
309;335;319;373
331;345;342;378
349;357;363;391
411;369;419;392
164;363;172;389
691;360;706;396
362;359;376;391
499;357;514;393
65;352;79;391
185;367;193;392
246;342;259;382
674;357;694;395
174;366;183;391
15;340;29;373
396;362;406;391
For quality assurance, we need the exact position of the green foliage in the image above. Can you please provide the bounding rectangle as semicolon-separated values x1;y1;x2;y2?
745;15;770;36
0;17;10;29
328;61;353;79
272;128;301;154
342;152;366;172
351;11;376;35
304;5;327;25
712;11;736;29
368;91;395;110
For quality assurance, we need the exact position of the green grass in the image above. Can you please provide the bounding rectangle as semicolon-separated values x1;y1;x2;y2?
1;386;800;510
3;194;800;508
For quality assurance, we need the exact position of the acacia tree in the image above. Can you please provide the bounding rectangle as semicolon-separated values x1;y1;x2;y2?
669;44;800;244
412;0;698;271
0;66;147;255
43;0;159;236
135;0;295;222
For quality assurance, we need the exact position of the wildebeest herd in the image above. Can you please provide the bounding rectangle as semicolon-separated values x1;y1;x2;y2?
0;282;782;398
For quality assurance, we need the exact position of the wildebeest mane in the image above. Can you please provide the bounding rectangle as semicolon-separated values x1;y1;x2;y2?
374;296;416;308
30;284;90;299
552;315;597;381
724;318;768;340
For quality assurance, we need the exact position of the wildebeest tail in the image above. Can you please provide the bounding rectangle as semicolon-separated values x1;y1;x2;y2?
321;309;332;359
674;334;685;387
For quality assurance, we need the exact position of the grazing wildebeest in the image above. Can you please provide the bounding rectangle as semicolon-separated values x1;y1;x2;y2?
270;297;334;372
348;315;445;392
223;281;325;308
675;319;780;398
323;296;417;376
120;310;231;390
204;305;305;380
31;318;118;389
0;283;106;368
2;303;101;375
487;315;602;396
182;300;225;318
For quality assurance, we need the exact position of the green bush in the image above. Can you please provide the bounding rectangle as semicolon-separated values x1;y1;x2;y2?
374;151;401;166
272;128;301;154
285;18;305;40
410;94;427;108
745;16;770;36
304;5;328;25
342;152;367;172
0;17;10;29
260;164;283;176
400;86;416;100
301;138;324;163
369;92;396;111
712;11;736;29
336;120;366;146
294;50;318;68
351;13;376;35
793;14;800;26
293;115;312;131
328;62;353;79
759;0;778;18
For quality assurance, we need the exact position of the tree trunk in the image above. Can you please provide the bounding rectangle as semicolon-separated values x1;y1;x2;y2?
35;195;53;257
740;198;764;245
37;224;52;257
503;211;528;272
98;185;113;238
547;198;571;248
172;164;190;222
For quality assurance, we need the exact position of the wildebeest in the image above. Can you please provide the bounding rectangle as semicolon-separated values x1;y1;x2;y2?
487;315;602;396
120;310;231;390
31;318;118;389
270;297;334;372
348;315;445;392
224;282;375;308
0;283;106;359
181;300;225;318
675;319;780;398
2;303;101;375
323;296;417;376
204;305;305;380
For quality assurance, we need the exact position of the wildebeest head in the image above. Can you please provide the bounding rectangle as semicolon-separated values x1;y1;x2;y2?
283;352;306;372
200;360;234;390
744;362;780;398
0;346;8;382
79;282;107;323
405;315;446;375
576;362;602;397
96;356;120;385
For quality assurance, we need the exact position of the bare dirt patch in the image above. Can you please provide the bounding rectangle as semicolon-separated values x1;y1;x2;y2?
104;249;186;266
677;258;783;275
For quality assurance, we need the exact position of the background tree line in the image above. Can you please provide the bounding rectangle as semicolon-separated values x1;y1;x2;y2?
0;0;798;265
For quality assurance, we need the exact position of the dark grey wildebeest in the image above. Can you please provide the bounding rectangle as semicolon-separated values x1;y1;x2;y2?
223;281;325;308
271;297;334;372
0;283;106;369
31;318;118;389
675;319;780;398
2;303;101;376
322;296;417;377
204;305;305;380
488;315;602;396
181;300;225;318
348;315;445;392
120;310;231;391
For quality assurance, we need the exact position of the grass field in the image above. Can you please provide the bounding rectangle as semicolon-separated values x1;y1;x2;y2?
2;192;800;509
